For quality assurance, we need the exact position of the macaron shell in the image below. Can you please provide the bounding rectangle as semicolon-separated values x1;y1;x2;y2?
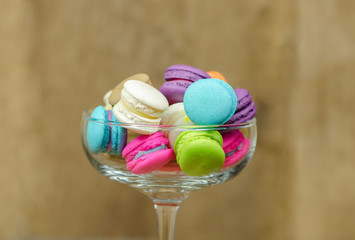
125;138;169;162
223;138;250;168
123;80;169;111
159;80;193;105
207;71;227;82
164;64;210;81
177;137;225;176
174;130;223;155
122;132;169;162
183;79;237;125
86;106;109;154
122;133;150;158
222;130;244;153
235;88;252;111
226;101;256;124
127;149;175;174
109;73;152;105
160;102;187;127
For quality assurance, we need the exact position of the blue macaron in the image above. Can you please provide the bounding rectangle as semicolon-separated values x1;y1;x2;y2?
183;79;238;125
86;106;127;154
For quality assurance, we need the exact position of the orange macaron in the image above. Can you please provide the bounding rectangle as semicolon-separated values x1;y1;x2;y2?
207;71;227;82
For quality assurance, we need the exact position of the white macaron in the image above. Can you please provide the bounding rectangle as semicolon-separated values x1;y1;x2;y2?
113;80;169;134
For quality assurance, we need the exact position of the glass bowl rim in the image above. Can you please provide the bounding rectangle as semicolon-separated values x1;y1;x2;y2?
82;109;256;131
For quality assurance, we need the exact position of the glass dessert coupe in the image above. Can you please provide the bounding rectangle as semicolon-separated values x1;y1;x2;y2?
81;109;257;240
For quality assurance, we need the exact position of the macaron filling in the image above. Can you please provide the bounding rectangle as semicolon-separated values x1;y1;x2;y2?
169;79;194;84
225;142;243;157
120;100;158;119
132;144;168;160
115;101;162;126
164;65;210;82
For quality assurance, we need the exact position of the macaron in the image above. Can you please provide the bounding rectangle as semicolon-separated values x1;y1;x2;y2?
174;130;225;176
160;102;195;147
221;130;250;168
226;88;256;124
164;64;210;82
112;80;169;134
159;79;193;105
207;71;227;82
86;106;127;155
160;65;210;105
108;73;152;106
183;78;238;125
122;132;175;174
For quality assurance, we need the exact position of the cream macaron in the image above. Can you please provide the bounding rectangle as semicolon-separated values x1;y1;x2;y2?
113;80;169;134
160;102;195;147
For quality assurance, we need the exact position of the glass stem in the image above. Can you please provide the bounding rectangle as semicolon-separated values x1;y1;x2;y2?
154;202;180;240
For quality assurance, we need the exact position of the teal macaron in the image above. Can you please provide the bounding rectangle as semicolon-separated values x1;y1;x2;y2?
86;106;127;155
183;78;237;125
174;130;225;176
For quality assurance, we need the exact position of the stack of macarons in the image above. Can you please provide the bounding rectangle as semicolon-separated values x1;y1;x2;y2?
86;64;256;176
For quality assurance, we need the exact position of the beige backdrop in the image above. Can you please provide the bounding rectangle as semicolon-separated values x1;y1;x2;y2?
1;0;355;240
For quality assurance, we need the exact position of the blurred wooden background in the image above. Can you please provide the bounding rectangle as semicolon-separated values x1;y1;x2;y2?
1;0;355;239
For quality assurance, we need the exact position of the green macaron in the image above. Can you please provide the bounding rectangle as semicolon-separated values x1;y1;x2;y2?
174;131;225;176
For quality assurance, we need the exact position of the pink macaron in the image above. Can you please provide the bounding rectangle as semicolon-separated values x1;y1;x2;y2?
122;132;175;174
221;130;250;168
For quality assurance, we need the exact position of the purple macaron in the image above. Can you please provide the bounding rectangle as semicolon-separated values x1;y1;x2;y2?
161;65;210;105
159;80;193;105
164;64;210;82
226;88;256;124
